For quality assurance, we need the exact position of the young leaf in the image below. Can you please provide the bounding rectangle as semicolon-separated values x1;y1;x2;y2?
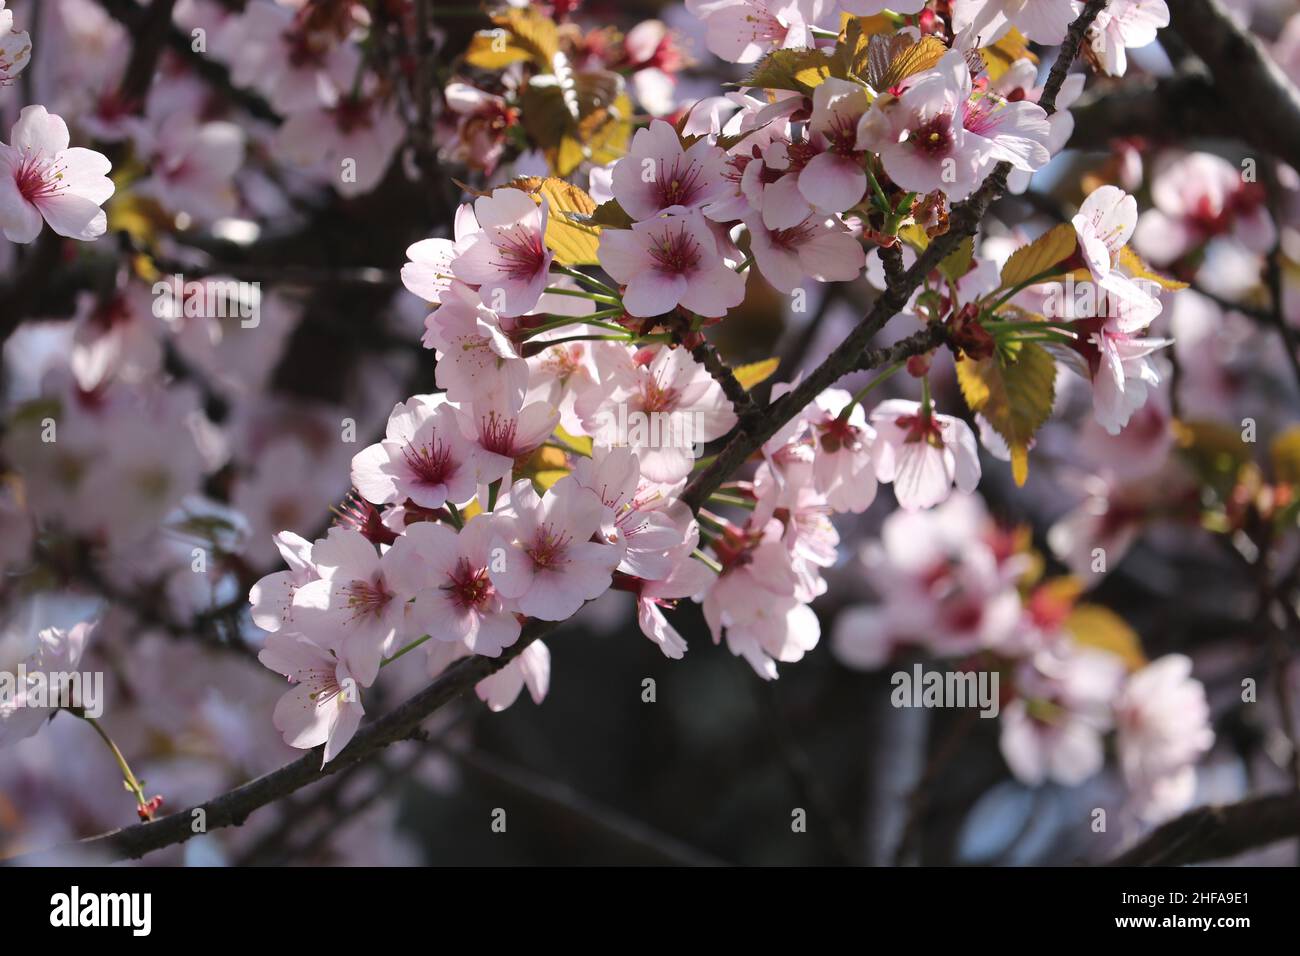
507;176;601;266
956;342;1056;486
1066;604;1147;671
738;49;834;94
1118;245;1190;291
466;7;560;71
998;223;1078;292
732;357;780;390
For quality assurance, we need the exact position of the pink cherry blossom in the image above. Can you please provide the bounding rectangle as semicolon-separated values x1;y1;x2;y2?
452;187;554;317
259;632;365;766
352;396;492;511
597;207;747;318
577;344;738;483
871;399;982;510
424;282;529;409
248;532;318;633
488;477;621;620
0;622;95;748
1088;0;1170;77
0;2;32;86
611;118;730;221
290;527;417;685
861;52;983;201
1114;654;1214;822
999;645;1125;787
401;203;482;304
952;0;1082;46
744;212;866;294
0;106;114;243
690;0;819;65
388;519;522;658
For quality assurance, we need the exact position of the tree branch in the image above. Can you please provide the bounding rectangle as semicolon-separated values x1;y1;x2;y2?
1109;791;1300;866
1169;0;1300;168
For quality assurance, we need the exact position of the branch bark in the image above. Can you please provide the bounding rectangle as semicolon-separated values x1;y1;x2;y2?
1109;791;1300;866
1169;0;1300;169
4;0;1110;867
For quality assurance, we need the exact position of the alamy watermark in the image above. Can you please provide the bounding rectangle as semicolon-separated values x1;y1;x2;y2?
0;665;104;718
890;664;1000;718
152;273;261;328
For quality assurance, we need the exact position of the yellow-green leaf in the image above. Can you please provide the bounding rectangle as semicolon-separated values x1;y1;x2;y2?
956;342;1056;486
465;7;559;70
876;35;948;91
1270;425;1300;484
733;357;780;390
979;28;1035;82
553;426;594;457
998;223;1078;292
1066;604;1147;671
938;236;973;283
738;49;835;94
508;176;601;266
1118;245;1190;291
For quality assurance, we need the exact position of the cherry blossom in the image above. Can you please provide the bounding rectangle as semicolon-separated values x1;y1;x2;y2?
453;187;555;317
488;477;621;620
258;632;365;766
0;105;114;243
871;399;982;511
597;207;747;318
611;119;730;221
1114;654;1215;822
352;396;493;511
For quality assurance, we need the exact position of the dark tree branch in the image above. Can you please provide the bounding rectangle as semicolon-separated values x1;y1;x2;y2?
1169;0;1300;168
116;0;179;107
1109;792;1300;866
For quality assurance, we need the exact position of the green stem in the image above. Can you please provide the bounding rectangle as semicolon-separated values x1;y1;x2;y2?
487;478;501;512
544;285;621;307
692;549;723;574
555;263;620;298
839;360;906;421
524;312;628;337
445;500;464;529
920;375;933;418
383;633;433;668
697;510;730;535
74;712;150;814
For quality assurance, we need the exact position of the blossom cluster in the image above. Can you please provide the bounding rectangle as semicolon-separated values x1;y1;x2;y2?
2;0;1297;866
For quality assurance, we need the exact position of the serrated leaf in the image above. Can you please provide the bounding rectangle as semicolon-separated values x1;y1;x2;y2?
1270;425;1300;484
956;342;1056;486
1066;604;1147;671
998;223;1078;292
739;49;835;94
520;77;630;177
466;7;559;70
506;175;601;266
1118;245;1189;291
733;357;780;390
877;35;948;91
585;199;635;229
836;15;900;82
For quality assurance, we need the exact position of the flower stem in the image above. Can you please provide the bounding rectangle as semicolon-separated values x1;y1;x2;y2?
445;500;464;529
72;711;152;817
838;360;905;421
383;633;433;667
544;285;621;307
555;263;620;298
